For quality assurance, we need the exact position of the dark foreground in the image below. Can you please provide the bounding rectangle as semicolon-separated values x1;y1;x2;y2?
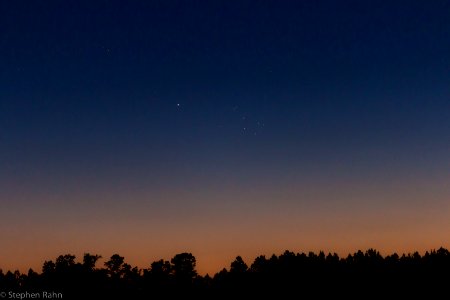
1;248;449;299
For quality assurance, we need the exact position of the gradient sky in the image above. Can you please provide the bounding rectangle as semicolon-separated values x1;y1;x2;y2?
1;0;450;275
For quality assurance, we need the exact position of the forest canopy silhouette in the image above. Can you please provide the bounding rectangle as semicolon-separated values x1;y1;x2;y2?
1;248;449;299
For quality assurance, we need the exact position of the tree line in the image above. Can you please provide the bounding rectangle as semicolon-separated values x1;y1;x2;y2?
1;248;450;299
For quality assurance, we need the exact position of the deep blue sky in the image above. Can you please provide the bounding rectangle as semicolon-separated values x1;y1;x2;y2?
1;0;450;273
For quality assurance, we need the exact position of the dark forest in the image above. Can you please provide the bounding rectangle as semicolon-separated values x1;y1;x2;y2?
1;248;449;299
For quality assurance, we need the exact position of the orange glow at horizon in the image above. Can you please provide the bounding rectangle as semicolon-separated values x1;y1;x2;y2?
1;172;450;275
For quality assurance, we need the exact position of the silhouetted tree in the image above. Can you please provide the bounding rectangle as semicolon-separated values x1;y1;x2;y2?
171;253;197;285
42;260;56;275
230;256;248;274
83;253;102;271
55;254;76;271
145;259;171;282
250;255;268;273
105;254;129;279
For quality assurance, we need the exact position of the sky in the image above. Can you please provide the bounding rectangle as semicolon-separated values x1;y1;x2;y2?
1;0;450;275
